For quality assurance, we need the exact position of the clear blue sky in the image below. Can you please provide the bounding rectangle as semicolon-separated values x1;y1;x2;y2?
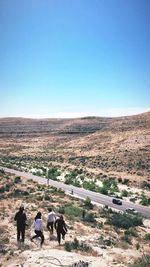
0;0;150;118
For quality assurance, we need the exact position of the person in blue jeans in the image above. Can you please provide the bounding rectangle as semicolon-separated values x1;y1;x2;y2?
31;212;44;247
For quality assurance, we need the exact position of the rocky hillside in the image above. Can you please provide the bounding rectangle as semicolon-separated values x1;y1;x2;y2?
0;112;149;136
0;170;150;267
0;112;149;183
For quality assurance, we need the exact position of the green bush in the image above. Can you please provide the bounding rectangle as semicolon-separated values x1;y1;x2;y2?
83;197;93;209
64;241;72;252
13;189;29;196
22;190;29;196
64;173;81;187
0;186;5;193
47;167;60;180
57;205;82;218
103;178;118;192
83;181;97;191
57;206;65;214
100;207;114;218
0;184;12;193
137;160;146;170
122;189;129;197
98;186;108;195
66;206;82;217
64;238;80;251
125;228;138;237
98;178;119;195
140;194;150;206
141;181;150;189
0;183;13;193
64;238;92;253
77;242;92;252
49;187;58;193
108;213;143;229
14;176;21;183
71;238;79;249
84;212;96;223
44;194;51;201
144;233;150;241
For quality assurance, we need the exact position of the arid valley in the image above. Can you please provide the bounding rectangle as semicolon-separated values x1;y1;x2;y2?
0;112;150;267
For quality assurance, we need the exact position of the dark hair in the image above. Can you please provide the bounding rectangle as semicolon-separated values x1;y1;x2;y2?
35;212;42;221
19;206;24;212
60;215;64;220
48;208;52;212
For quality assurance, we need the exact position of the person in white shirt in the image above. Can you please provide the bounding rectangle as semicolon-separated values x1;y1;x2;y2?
31;212;44;247
47;208;56;235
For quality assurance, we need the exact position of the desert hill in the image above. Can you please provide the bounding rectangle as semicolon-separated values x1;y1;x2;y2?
0;112;149;135
0;112;149;184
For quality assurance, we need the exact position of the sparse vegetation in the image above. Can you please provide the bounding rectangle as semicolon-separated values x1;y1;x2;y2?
82;181;97;191
64;238;93;253
141;181;150;189
47;167;60;181
121;189;129;197
57;204;82;219
135;243;140;250
14;176;21;183
129;253;150;267
125;228;138;237
83;212;96;223
140;193;150;206
0;113;150;266
144;233;150;241
121;233;132;244
107;213;143;229
83;197;93;210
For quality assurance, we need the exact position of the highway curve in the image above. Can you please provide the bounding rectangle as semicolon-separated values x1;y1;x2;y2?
1;166;150;219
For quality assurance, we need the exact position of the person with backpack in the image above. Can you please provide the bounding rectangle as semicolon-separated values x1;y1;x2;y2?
54;215;67;245
47;208;56;236
30;212;44;247
14;205;27;245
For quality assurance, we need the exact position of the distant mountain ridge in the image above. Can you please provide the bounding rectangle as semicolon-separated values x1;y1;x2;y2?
0;112;149;136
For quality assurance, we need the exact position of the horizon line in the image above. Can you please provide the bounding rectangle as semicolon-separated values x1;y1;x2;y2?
0;109;149;120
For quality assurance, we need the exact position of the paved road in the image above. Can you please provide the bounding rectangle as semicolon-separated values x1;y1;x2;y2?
1;166;150;219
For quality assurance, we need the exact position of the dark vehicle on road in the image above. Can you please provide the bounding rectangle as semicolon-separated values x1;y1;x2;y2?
112;198;122;205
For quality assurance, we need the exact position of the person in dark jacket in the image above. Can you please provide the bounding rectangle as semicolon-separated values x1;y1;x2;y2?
14;206;27;244
54;215;67;245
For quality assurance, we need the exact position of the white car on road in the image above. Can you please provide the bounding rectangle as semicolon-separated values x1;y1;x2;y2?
125;208;138;214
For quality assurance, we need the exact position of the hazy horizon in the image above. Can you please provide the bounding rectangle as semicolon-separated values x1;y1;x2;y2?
0;108;149;119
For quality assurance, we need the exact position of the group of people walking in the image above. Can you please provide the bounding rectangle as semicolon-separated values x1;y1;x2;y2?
14;206;67;247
